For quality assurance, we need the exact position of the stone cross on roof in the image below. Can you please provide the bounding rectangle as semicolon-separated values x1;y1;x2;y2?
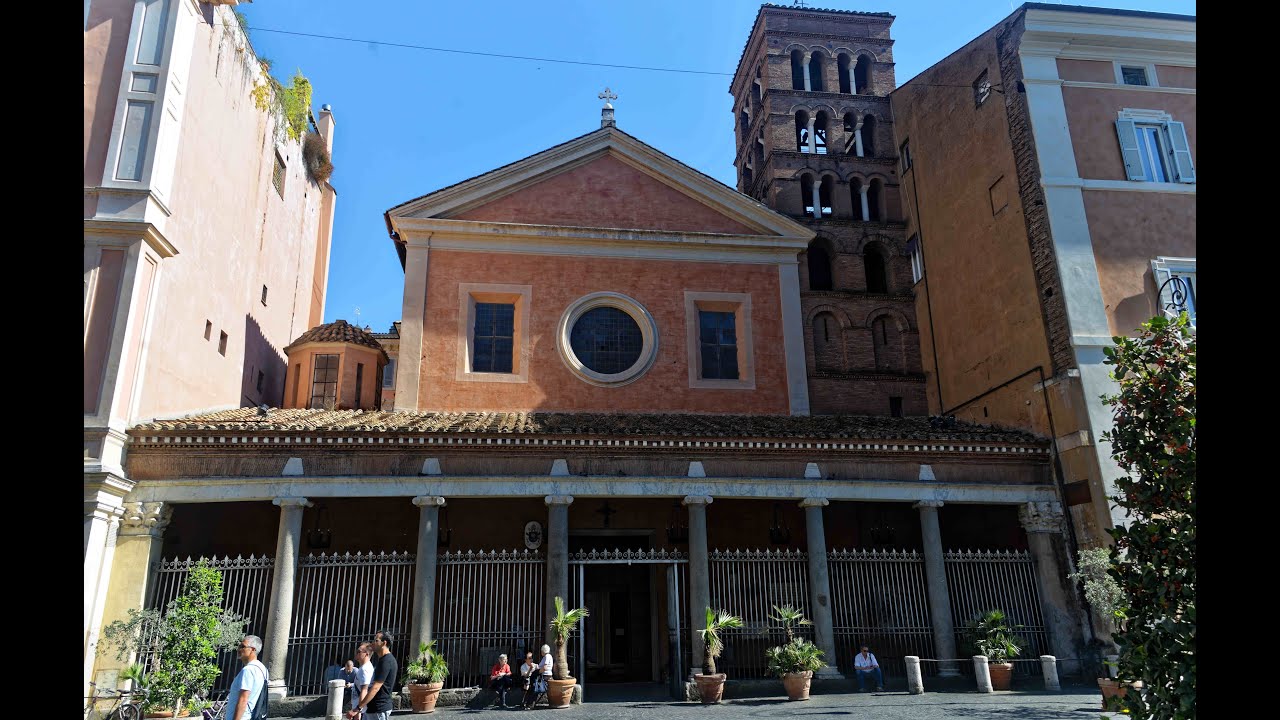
598;87;617;128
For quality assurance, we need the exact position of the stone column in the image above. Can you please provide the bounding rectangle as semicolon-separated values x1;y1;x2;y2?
410;496;446;654
803;58;812;91
799;499;842;678
88;502;174;694
806;117;817;155
545;495;574;646
853;120;865;157
264;497;312;698
810;181;822;220
1019;501;1086;675
684;495;712;676
915;501;959;676
83;502;123;695
859;186;871;222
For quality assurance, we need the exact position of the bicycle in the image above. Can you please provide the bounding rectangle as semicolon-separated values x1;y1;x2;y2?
84;682;142;720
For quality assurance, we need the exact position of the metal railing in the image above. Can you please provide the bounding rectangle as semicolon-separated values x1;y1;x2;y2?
828;548;934;679
434;549;546;690
146;555;275;693
944;549;1051;677
287;551;416;695
708;549;812;679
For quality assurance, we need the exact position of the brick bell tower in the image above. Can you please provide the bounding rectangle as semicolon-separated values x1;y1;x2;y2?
730;3;926;416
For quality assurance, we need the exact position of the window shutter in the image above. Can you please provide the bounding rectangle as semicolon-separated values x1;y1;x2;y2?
1166;121;1196;183
1115;119;1145;181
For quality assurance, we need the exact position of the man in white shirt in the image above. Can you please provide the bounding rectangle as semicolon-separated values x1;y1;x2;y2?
227;635;269;720
350;643;374;717
853;645;883;692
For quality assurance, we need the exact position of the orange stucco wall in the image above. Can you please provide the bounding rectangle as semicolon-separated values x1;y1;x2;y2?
1082;190;1196;337
284;344;386;410
1056;59;1114;83
1062;86;1196;182
418;250;789;413
451;155;759;235
1155;65;1196;89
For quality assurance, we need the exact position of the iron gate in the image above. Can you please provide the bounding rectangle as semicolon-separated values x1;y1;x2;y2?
708;549;813;679
828;548;934;679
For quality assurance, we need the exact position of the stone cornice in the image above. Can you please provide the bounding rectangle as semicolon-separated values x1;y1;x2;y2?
127;432;1048;458
83;218;179;259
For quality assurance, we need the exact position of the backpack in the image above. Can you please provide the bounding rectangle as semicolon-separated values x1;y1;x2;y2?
249;663;270;720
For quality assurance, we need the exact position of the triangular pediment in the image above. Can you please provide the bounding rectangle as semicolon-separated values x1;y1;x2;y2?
386;127;813;240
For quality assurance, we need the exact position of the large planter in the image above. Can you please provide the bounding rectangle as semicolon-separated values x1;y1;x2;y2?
1098;678;1143;710
782;670;813;701
547;678;576;708
989;662;1013;690
694;673;727;704
406;681;444;713
143;711;190;719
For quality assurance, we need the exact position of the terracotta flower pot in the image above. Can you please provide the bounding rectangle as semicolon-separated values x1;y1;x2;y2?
406;681;444;713
1098;677;1143;710
694;673;727;704
782;670;813;701
142;711;189;719
989;662;1013;690
547;678;576;708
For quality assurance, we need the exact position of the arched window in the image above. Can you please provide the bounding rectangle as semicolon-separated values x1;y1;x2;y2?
819;176;835;217
742;166;753;189
791;50;806;90
814;312;841;371
795;110;811;153
814;111;829;155
871;315;904;373
838;54;852;93
864;242;888;293
843;111;859;155
809;52;825;92
739;110;749;139
800;174;816;218
854;55;872;94
851;178;866;221
807;240;833;290
862;114;876;157
868;179;884;222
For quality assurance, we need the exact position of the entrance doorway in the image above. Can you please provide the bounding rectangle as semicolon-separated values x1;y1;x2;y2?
570;533;652;684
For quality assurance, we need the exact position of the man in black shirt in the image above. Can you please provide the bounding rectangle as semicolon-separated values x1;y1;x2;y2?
348;630;398;720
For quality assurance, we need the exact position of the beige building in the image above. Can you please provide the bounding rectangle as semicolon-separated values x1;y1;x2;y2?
889;3;1194;553
84;0;337;694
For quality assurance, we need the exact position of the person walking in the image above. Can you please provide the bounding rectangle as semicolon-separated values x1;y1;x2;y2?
227;635;269;720
348;631;398;720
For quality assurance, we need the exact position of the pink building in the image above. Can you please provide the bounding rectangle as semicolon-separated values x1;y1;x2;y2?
84;0;336;692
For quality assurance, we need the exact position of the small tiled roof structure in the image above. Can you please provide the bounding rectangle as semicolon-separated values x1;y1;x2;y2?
283;319;389;360
134;407;1045;445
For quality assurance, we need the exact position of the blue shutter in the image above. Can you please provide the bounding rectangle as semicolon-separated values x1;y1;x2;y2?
1166;121;1196;183
1115;119;1145;181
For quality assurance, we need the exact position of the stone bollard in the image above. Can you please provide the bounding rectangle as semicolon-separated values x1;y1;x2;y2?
904;656;924;694
1106;653;1119;679
973;655;993;693
1040;655;1060;691
326;679;346;720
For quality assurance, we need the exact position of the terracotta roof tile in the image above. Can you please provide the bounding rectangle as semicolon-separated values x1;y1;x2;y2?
284;320;389;358
133;408;1045;445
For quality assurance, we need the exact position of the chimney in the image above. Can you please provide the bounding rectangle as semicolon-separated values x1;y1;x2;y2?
318;104;336;154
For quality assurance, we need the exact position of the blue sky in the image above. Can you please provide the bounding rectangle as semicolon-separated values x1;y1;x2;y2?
238;0;1195;333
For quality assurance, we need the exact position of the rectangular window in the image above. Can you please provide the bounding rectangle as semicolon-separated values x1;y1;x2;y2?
256;370;265;393
1116;112;1195;184
1152;257;1196;329
115;100;154;181
309;354;339;409
261;285;268;306
472;302;515;373
699;310;739;380
355;363;364;406
204;320;212;340
899;140;912;173
907;234;924;284
973;69;991;106
890;396;903;417
218;331;228;356
1121;66;1149;86
292;363;301;405
272;152;286;199
382;358;397;388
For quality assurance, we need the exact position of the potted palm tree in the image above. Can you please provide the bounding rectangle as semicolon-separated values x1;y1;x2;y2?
548;596;589;709
402;640;448;713
971;609;1022;691
764;605;826;701
695;607;744;704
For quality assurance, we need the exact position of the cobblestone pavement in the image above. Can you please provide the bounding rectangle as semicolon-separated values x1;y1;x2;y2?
295;688;1105;719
